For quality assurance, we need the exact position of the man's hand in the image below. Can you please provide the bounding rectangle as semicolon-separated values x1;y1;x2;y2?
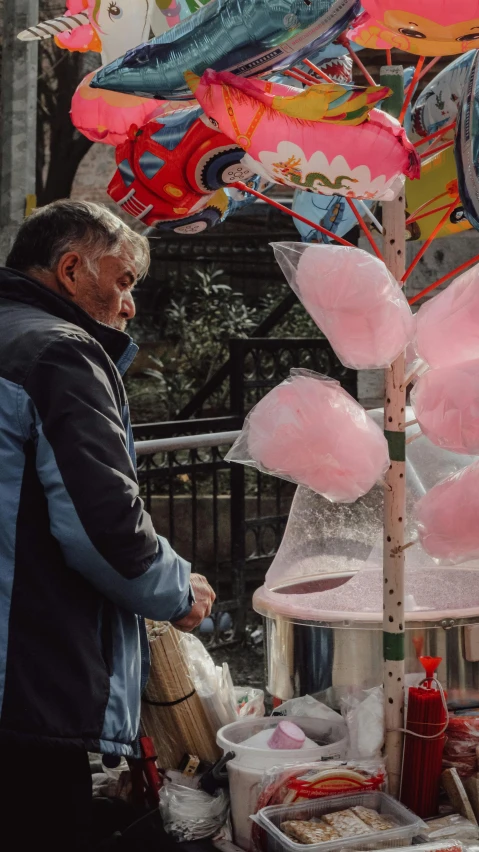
172;573;216;632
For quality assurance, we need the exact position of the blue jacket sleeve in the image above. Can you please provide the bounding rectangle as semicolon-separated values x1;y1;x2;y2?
23;331;192;622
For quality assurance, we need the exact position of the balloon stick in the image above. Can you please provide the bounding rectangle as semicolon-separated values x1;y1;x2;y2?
386;49;392;66
302;58;335;84
232;182;356;247
417;56;441;83
420;141;454;159
399;56;425;125
283;69;314;86
345;197;384;261
406;202;456;225
338;35;377;86
292;65;329;85
408;253;479;306
402;199;459;283
414;122;456;148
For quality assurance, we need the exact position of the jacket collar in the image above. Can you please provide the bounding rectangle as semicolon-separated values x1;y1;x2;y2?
0;267;138;374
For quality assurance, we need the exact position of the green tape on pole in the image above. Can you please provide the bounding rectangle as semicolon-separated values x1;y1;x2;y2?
384;632;405;661
379;67;404;119
385;430;406;462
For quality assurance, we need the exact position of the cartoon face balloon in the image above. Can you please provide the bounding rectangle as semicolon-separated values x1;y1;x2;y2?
348;0;479;56
92;0;360;101
191;69;420;202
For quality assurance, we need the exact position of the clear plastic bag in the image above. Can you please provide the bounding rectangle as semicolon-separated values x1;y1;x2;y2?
235;687;265;718
159;783;229;841
226;370;390;505
420;814;479;841
179;633;237;731
272;695;344;728
272;243;414;371
341;687;385;760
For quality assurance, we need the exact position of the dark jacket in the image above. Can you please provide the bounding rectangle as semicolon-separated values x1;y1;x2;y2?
0;268;191;756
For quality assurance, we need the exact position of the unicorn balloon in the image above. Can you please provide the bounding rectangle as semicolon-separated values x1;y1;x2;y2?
17;0;165;65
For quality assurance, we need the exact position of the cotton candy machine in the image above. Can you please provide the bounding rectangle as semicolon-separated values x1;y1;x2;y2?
254;410;479;707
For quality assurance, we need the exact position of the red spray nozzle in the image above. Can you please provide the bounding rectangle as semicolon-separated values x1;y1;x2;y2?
419;656;442;686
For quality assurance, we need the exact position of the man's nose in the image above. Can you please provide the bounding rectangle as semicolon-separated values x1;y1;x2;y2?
121;292;136;320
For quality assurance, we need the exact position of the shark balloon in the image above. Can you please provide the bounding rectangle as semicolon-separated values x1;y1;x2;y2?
91;0;360;100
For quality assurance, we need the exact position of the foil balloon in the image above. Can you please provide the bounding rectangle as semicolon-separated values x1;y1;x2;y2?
146;175;270;234
71;71;197;146
272;243;414;370
348;1;479;56
107;105;256;228
406;146;470;242
416;461;479;564
411;362;479;456
291;192;368;243
18;0;160;64
191;69;420;201
226;370;390;504
455;51;479;230
415;263;479;369
91;0;360;101
412;52;475;140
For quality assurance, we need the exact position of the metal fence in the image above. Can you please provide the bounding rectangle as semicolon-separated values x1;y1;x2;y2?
133;337;357;643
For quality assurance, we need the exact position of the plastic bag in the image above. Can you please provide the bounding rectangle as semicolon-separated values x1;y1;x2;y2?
179;633;237;731
226;370;390;504
159;783;229;841
272;695;344;728
254;759;387;810
416;461;479;565
235;687;265;718
443;716;479;778
420;814;479;841
341;686;385;760
272;243;414;370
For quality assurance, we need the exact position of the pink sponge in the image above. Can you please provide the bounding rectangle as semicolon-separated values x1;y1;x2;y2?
268;721;306;750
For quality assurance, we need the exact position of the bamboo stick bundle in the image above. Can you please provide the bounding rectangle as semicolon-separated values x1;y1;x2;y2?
141;623;221;769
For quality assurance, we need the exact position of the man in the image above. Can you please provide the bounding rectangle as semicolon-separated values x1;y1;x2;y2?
0;200;215;849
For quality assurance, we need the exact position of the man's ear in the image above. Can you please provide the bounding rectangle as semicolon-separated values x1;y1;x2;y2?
55;252;82;297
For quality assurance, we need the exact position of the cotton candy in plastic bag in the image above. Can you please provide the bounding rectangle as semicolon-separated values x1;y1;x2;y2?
226;370;390;504
416;461;479;564
415;263;479;368
272;243;414;370
411;361;479;456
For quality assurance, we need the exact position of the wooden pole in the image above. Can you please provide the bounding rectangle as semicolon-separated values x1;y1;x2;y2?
380;64;406;798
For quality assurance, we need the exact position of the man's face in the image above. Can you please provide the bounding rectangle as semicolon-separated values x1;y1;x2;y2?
77;245;138;332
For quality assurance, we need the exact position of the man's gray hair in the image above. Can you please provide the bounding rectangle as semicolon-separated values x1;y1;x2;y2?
6;199;150;280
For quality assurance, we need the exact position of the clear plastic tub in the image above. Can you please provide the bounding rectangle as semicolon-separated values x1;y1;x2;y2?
254;791;426;852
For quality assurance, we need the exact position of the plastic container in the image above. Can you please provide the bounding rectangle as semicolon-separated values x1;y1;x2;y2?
254;791;426;852
217;717;347;852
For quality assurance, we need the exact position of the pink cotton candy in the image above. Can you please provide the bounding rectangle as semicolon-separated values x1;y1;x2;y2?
268;721;305;750
226;371;390;503
415;264;479;368
417;461;479;564
273;244;414;370
411;361;479;455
